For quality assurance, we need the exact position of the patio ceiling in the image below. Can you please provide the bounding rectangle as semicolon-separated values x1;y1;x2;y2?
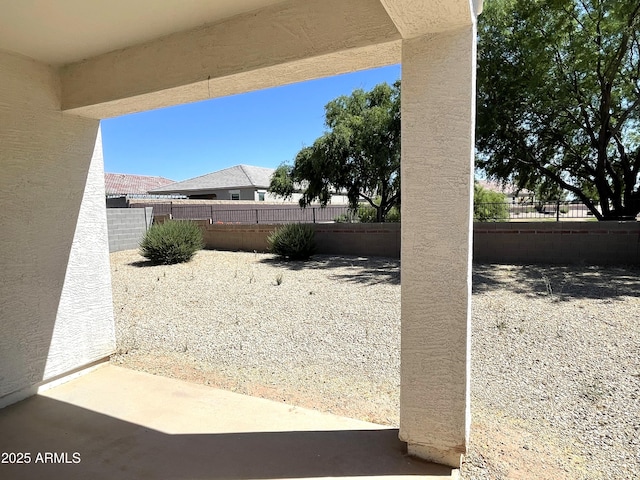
0;1;481;68
0;1;479;119
0;0;288;66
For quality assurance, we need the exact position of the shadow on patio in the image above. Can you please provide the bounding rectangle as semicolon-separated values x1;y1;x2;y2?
0;365;454;480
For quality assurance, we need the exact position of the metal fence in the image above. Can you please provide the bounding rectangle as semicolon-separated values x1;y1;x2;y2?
132;203;353;224
131;200;602;223
475;200;598;221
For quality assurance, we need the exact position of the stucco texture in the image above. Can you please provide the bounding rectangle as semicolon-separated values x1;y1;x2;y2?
399;26;475;467
0;51;115;406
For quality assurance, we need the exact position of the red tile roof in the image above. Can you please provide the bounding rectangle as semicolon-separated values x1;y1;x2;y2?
105;173;175;195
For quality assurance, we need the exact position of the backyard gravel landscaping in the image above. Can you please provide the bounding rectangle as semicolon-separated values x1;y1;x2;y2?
110;249;639;479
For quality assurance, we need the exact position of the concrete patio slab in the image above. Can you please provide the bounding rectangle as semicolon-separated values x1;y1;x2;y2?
0;364;456;479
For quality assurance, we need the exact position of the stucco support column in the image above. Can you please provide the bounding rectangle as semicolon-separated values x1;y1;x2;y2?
399;25;476;467
0;51;115;407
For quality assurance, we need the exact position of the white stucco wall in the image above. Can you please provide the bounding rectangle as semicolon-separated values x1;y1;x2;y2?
0;51;115;407
399;25;476;467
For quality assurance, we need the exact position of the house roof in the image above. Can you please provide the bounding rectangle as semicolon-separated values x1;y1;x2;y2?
105;173;175;195
150;165;275;194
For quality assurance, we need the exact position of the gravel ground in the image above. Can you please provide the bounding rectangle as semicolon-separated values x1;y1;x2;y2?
110;249;639;479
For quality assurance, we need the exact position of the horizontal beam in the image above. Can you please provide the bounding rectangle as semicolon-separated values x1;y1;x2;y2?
61;0;401;118
379;0;475;38
63;41;401;119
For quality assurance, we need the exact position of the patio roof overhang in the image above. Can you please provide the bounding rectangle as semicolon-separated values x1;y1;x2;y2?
0;0;480;469
0;0;481;119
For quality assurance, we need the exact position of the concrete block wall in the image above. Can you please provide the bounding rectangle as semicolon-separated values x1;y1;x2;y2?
195;221;639;265
199;222;275;253
198;223;401;258
107;208;153;253
474;222;640;265
314;223;400;257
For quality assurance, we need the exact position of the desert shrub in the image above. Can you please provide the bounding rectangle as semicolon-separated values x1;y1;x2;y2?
334;211;357;223
357;205;378;223
140;220;204;265
386;207;401;222
267;223;316;260
474;184;509;221
357;204;401;223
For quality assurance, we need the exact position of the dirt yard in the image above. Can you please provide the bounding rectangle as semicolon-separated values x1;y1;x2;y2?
110;250;640;479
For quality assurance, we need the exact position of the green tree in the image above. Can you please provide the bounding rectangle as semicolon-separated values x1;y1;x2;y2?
473;183;509;221
269;81;401;222
533;178;568;204
476;0;640;220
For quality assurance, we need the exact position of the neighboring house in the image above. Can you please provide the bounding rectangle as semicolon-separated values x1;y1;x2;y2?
105;173;178;207
150;164;349;204
105;172;175;196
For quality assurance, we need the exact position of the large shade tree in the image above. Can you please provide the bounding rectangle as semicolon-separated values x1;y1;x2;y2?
269;81;400;222
476;0;640;220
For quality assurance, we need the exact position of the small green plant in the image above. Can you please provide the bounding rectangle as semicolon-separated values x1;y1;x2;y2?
541;271;569;302
542;274;553;296
386;207;401;222
267;224;316;260
139;220;204;265
357;205;378;223
275;273;283;285
582;380;606;404
357;204;401;223
334;211;357;223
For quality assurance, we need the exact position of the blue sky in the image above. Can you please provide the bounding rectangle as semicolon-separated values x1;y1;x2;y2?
101;64;401;182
